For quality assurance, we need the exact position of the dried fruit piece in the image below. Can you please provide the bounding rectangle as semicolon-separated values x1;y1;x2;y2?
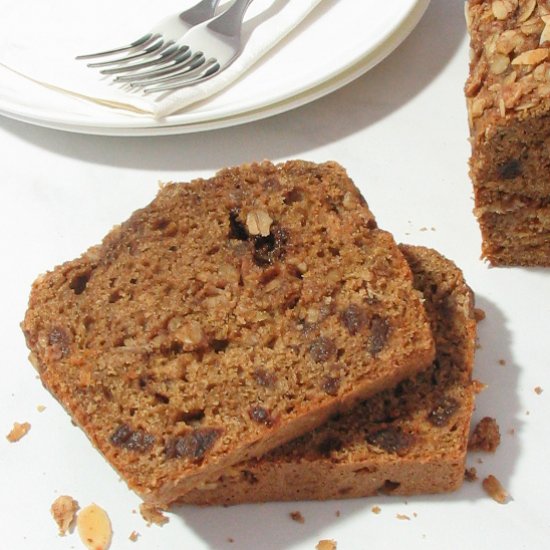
317;436;343;456
428;397;459;427
252;226;288;267
366;427;415;455
309;336;336;363
321;376;340;396
51;495;79;536
248;405;275;427
252;368;277;388
48;326;71;359
341;304;366;335
77;503;112;550
110;424;155;453
6;421;31;442
369;316;390;356
482;475;508;504
165;428;222;460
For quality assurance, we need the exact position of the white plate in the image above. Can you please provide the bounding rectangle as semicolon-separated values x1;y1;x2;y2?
0;0;429;135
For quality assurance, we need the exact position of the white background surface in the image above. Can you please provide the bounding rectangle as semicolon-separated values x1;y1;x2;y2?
1;1;549;549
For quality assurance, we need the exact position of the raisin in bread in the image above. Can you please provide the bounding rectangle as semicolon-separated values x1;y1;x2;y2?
465;0;550;266
22;160;434;506
180;245;477;504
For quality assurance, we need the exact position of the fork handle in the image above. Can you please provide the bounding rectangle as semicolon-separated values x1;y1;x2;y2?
208;0;255;37
179;0;222;26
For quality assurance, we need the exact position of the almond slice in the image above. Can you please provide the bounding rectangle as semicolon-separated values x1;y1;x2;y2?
77;503;112;550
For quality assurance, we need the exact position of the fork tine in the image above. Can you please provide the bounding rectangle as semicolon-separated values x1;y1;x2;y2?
113;50;198;83
75;33;159;60
86;39;169;68
130;54;210;88
98;44;183;75
141;59;220;93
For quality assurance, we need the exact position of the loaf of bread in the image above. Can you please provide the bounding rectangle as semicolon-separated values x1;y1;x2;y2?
465;0;550;266
180;245;477;504
22;160;435;506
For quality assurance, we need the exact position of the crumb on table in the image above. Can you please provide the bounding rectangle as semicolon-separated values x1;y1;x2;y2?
371;506;381;514
129;531;139;542
139;503;169;526
534;386;543;395
51;495;79;536
482;475;508;504
316;540;337;550
469;417;501;452
396;514;411;520
474;308;486;321
289;511;305;524
6;421;31;442
464;467;478;482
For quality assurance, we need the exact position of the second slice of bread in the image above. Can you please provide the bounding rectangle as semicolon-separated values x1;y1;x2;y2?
180;245;477;504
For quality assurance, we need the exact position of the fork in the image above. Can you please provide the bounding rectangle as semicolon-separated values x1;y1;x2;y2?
76;0;222;66
103;0;255;94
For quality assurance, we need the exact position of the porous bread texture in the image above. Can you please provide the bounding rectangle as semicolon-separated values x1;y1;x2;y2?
22;160;435;507
465;0;550;266
180;245;477;504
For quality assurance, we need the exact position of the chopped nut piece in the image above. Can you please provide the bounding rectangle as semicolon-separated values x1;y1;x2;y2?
51;495;79;536
316;540;337;550
371;506;381;514
246;209;273;237
511;48;549;66
469;417;501;452
541;16;550;44
482;475;509;504
491;0;515;20
490;53;510;74
37;404;46;412
289;511;305;524
129;531;140;542
534;386;543;395
139;503;169;526
518;0;536;22
77;503;112;550
6;421;31;442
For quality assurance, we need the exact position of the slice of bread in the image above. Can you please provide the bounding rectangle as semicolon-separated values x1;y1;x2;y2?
22;161;434;506
180;245;477;504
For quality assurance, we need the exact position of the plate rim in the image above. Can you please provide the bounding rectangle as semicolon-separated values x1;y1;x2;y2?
0;0;430;136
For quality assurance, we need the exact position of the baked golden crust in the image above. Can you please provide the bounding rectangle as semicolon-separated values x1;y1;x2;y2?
465;0;550;266
22;160;434;506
